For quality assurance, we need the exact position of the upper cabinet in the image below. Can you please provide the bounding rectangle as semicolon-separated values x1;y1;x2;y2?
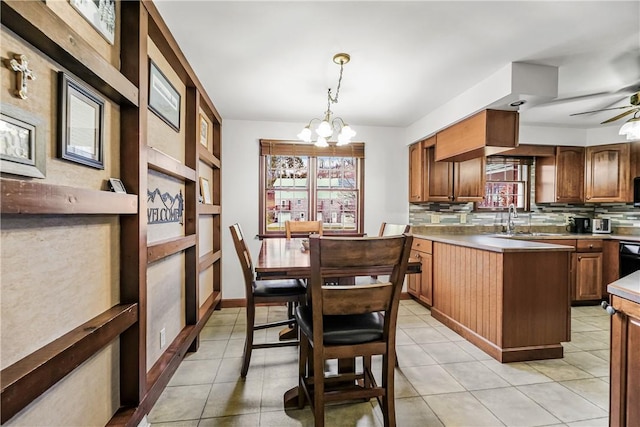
434;110;519;162
409;137;484;203
536;146;585;203
585;143;630;202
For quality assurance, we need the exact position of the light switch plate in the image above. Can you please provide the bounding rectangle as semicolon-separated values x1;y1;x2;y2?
160;328;166;349
460;213;467;224
431;213;440;224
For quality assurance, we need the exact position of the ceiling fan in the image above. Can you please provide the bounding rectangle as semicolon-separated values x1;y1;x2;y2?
570;91;640;124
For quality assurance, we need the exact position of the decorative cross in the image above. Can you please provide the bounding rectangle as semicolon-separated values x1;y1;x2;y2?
8;54;36;100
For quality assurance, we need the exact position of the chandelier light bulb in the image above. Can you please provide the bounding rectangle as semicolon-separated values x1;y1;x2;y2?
337;133;350;146
619;117;640;141
316;120;333;138
341;125;356;139
297;126;312;142
315;136;329;147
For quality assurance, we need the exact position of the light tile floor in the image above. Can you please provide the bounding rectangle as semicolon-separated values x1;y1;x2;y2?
148;301;611;427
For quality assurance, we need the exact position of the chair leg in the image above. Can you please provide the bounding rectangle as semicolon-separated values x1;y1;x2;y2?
381;352;396;427
313;347;325;427
240;303;255;378
298;334;309;409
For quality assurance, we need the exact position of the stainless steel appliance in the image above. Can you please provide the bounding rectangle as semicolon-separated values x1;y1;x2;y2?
592;218;612;234
619;241;640;278
634;177;640;207
568;216;591;234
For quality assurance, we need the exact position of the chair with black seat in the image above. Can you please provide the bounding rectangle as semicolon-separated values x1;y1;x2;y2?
229;223;307;377
285;220;323;240
296;234;413;427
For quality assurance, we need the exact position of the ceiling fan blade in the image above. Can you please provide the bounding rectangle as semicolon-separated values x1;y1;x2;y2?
600;108;639;124
570;105;633;116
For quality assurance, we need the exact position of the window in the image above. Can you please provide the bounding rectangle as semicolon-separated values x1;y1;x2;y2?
476;157;532;210
259;140;364;236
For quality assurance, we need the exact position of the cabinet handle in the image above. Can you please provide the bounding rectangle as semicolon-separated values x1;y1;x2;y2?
578;256;582;260
586;196;591;200
601;301;617;316
589;244;593;249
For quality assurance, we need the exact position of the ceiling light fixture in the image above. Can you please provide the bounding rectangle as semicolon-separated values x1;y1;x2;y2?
297;53;356;147
619;111;640;141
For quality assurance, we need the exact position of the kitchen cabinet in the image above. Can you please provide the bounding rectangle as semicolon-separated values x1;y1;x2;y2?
422;145;484;202
585;143;630;202
535;146;585;203
409;140;425;202
602;240;620;297
408;238;433;307
607;273;640;427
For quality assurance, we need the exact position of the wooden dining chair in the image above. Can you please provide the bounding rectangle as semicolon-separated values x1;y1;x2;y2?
379;222;410;237
285;220;323;240
295;234;413;427
229;223;307;377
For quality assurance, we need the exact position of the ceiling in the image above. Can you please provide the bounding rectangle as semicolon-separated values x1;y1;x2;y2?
153;1;640;136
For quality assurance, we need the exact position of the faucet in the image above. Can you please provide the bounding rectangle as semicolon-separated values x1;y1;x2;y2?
506;203;518;235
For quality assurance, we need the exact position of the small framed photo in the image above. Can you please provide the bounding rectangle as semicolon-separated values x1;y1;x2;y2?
199;114;208;148
149;60;181;132
199;177;212;204
57;72;105;169
0;103;46;178
108;178;126;193
69;0;116;45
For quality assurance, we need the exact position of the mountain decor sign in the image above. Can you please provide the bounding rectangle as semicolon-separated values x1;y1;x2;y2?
147;188;184;225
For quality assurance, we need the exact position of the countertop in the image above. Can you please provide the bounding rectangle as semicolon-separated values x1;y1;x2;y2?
607;271;640;305
412;233;575;253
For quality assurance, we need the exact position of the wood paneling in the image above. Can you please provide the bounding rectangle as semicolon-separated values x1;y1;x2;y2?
585;143;630;202
431;242;569;362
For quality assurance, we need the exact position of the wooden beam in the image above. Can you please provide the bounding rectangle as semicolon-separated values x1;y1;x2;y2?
0;178;138;215
199;250;222;272
1;304;138;424
147;235;197;264
147;147;197;182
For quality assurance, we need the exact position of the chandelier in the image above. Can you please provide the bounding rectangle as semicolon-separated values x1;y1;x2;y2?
619;111;640;141
297;53;356;147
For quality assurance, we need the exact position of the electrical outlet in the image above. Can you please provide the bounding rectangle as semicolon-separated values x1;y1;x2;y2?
431;213;440;224
460;213;467;224
160;328;166;349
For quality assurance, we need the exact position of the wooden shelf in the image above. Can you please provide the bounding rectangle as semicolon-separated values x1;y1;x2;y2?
198;204;221;215
199;146;221;169
199;250;221;272
1;1;138;106
1;303;138;424
148;147;197;182
147;235;197;264
0;179;138;215
199;292;221;321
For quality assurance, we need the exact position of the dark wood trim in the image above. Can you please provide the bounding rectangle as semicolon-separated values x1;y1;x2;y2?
199;146;221;169
147;235;197;264
199;250;222;272
499;144;556;157
148;147;197;182
1;1;138;106
1;304;138;424
0;178;137;215
198;292;220;321
199;204;221;215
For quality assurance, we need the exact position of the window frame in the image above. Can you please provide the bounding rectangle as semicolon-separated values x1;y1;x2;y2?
475;156;532;212
259;139;365;237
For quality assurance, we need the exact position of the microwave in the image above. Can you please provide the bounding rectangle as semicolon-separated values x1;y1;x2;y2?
592;218;611;234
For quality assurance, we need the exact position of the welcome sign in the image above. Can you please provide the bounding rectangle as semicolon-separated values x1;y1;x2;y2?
147;188;184;225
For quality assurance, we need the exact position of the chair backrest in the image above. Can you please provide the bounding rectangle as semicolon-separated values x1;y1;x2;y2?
308;234;413;321
378;222;410;237
285;220;323;239
229;223;255;298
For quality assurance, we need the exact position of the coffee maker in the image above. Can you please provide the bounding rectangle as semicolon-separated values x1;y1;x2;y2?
567;216;591;234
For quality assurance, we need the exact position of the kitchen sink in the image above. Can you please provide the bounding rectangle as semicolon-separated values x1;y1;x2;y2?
493;232;566;238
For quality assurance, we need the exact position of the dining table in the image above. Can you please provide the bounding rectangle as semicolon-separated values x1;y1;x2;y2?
254;237;420;409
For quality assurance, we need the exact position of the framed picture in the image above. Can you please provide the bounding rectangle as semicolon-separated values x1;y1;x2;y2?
199;177;212;204
199;114;208;147
149;60;181;132
69;0;116;45
0;103;46;178
58;72;105;169
108;178;126;193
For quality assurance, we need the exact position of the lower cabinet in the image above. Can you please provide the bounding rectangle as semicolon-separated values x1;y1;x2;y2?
610;295;640;426
573;252;603;301
408;238;433;306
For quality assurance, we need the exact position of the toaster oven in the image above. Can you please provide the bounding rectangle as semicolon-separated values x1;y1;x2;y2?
592;218;611;234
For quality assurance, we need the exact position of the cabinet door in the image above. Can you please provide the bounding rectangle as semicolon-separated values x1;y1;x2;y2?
573;252;603;301
419;252;433;306
407;249;420;297
585;144;630;202
610;296;640;426
556;146;585;203
454;156;485;202
409;142;425;202
425;146;454;202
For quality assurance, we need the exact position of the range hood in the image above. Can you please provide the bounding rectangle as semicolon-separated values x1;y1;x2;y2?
434;109;519;162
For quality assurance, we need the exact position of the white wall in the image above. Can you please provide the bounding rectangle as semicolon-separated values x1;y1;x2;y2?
221;120;407;299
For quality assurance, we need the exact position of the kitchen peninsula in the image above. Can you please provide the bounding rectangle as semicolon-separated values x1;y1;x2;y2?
414;234;574;362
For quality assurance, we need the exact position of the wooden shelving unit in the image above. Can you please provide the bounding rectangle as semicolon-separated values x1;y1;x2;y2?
0;1;222;425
